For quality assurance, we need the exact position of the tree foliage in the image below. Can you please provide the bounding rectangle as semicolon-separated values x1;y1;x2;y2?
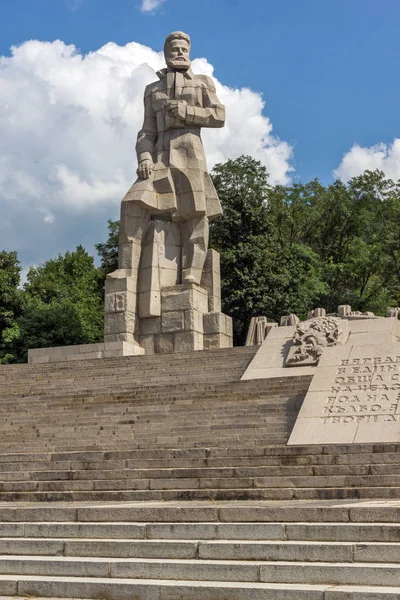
3;246;104;362
0;251;24;363
95;219;119;276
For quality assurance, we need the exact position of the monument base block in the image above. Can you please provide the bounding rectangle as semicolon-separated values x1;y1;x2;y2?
28;341;144;364
139;283;232;354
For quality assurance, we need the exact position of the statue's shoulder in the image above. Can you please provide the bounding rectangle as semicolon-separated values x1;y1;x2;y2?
144;80;162;97
194;73;216;91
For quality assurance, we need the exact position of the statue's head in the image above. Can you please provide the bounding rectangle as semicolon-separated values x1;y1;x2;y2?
164;31;191;71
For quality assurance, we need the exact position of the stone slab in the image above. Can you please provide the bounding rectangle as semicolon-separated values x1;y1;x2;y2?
28;341;144;364
241;326;317;380
242;317;400;381
288;342;400;445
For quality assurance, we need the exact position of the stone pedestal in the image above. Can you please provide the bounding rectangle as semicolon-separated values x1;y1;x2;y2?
104;240;232;355
139;282;232;354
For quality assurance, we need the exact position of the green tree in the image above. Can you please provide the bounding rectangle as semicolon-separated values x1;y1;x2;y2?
211;156;328;343
95;219;119;276
0;251;24;363
13;246;104;361
268;170;400;314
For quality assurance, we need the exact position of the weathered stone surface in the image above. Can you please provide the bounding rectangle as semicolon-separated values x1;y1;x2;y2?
242;316;400;382
162;284;208;313
99;31;228;350
28;341;144;364
184;309;204;333
201;249;222;312
174;331;203;352
140;317;161;336
288;341;400;445
155;333;174;354
161;310;185;333
280;314;300;326
245;317;278;346
285;317;349;368
203;312;231;335
204;333;232;349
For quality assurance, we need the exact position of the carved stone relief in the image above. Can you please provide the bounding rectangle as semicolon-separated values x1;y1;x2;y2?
285;316;349;367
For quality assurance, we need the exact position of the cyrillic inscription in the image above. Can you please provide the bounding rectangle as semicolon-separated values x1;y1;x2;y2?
321;355;400;424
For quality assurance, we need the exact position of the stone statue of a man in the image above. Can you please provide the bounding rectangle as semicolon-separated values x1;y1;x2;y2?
118;31;225;316
105;31;231;353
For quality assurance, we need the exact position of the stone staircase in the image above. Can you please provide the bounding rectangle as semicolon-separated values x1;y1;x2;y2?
0;499;397;598
0;347;399;501
0;346;399;598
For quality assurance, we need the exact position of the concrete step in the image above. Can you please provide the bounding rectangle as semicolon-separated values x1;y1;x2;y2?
0;553;397;581
2;474;399;493
261;561;400;586
1;577;396;600
0;500;394;524
8;462;400;483
1;520;399;542
1;485;400;502
1;538;395;563
0;500;396;598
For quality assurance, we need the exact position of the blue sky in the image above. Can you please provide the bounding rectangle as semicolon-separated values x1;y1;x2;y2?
2;0;400;183
1;0;400;267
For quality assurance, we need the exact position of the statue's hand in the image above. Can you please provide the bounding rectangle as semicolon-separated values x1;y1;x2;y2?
167;100;187;121
137;159;153;179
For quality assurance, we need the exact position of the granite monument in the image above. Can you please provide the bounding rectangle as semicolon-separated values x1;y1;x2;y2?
104;31;232;354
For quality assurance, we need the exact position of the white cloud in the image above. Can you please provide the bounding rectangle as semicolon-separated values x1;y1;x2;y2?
0;38;293;267
140;0;165;13
334;139;400;182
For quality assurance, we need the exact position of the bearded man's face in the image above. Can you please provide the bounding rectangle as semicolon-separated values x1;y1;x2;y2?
165;39;191;71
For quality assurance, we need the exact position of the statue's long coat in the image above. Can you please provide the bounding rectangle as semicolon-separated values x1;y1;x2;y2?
123;67;225;222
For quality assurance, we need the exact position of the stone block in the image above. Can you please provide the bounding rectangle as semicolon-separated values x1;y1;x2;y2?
203;312;232;336
118;239;142;267
50;345;79;356
139;291;161;319
82;351;103;360
78;343;104;354
102;350;124;358
104;312;136;336
159;266;179;288
139;335;155;355
280;314;299;326
307;308;326;319
105;271;138;294
174;330;203;352
139;317;161;336
201;249;221;313
338;304;352;317
140;244;154;271
184;309;204;333
162;284;208;313
155;333;174;354
105;290;136;314
104;333;132;343
204;333;232;350
161;310;185;333
139;267;160;293
348;331;395;346
65;354;85;361
29;355;50;364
